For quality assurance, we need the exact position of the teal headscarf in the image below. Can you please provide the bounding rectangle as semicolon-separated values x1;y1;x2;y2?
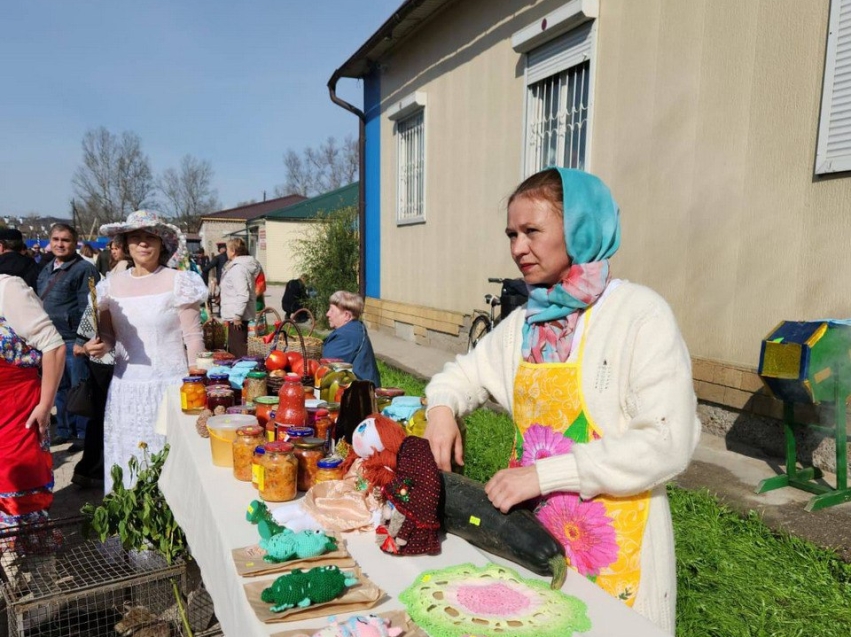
522;169;621;359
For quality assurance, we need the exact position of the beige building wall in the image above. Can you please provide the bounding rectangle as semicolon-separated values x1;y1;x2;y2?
264;220;314;283
375;0;851;371
199;220;244;257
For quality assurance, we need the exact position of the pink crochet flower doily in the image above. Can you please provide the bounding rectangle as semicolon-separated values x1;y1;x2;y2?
399;563;591;637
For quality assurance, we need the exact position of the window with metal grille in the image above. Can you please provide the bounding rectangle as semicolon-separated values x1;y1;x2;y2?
397;109;425;224
525;60;590;175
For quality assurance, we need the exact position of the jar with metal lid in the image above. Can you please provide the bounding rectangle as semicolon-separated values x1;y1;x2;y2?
206;385;235;412
207;372;230;387
258;441;297;502
314;456;344;484
180;376;207;414
232;425;264;481
313;409;333;451
280;425;314;443
242;371;268;405
227;402;256;416
195;351;215;371
291;437;326;491
251;446;265;489
254;396;279;427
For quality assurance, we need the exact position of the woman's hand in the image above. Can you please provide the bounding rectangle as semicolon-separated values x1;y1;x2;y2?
25;403;52;442
423;406;464;471
85;336;108;358
485;465;542;513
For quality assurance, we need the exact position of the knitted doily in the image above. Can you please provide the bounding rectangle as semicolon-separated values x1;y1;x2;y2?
399;563;591;637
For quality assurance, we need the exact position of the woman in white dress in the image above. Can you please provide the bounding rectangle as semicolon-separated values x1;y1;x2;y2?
85;211;207;491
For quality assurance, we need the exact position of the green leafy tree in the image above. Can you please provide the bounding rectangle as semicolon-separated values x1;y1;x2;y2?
294;205;359;328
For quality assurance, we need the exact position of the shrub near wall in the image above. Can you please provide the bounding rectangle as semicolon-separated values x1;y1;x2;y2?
295;206;359;328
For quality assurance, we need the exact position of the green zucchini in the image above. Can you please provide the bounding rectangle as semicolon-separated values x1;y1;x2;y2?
440;471;567;589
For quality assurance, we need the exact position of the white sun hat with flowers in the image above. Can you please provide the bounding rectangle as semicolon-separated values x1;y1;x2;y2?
99;210;189;268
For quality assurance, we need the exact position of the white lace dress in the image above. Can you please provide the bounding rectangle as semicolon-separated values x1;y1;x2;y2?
97;267;207;490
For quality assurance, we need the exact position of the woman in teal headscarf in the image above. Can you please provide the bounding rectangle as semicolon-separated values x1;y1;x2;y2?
424;168;700;634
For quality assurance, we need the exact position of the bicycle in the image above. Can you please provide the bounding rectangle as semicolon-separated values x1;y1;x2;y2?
468;277;528;351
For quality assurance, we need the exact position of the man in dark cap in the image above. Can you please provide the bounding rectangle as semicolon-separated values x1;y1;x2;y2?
0;228;40;290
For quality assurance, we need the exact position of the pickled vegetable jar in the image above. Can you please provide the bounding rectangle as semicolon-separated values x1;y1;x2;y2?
291;437;326;491
258;441;297;502
180;376;207;414
251;445;265;489
254;396;279;427
313;409;333;450
314;456;344;484
232;425;264;481
242;371;268;405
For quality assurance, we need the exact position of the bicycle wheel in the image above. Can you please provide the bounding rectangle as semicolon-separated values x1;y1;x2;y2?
468;315;492;351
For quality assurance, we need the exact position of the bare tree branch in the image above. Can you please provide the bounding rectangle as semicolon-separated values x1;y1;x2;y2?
156;155;220;233
275;135;357;197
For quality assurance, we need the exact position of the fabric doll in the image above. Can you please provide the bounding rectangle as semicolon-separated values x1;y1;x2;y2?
273;414;407;533
379;436;442;556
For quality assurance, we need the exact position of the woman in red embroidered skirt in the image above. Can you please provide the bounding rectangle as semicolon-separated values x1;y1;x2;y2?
0;275;65;528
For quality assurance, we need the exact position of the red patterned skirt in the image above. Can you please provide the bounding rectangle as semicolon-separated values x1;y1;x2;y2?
0;359;53;527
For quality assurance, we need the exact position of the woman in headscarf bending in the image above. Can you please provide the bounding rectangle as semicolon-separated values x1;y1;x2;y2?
424;168;700;634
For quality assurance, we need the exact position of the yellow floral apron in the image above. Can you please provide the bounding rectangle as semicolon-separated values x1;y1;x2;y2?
512;309;650;606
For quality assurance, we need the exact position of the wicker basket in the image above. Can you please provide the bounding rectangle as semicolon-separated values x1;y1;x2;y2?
265;317;317;388
202;303;227;352
268;310;323;361
247;307;282;358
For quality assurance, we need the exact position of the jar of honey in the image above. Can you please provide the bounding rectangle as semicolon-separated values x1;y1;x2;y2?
314;456;344;484
276;373;307;428
232;425;264;481
258;441;297;502
180;376;207;414
242;371;268;405
206;385;235;412
195;351;214;371
292;437;326;491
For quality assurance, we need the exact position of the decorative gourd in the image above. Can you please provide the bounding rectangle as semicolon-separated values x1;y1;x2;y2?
440;471;567;589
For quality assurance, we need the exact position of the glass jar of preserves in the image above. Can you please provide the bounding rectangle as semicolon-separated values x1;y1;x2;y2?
313;409;333;450
242;371;268;405
206;385;235;412
280;425;313;443
180;376;207;414
276;373;307;428
251;445;265;489
314;456;344;484
207;372;230;387
291;437;326;491
258;441;297;502
233;425;264;482
254;396;279;427
195;351;215;371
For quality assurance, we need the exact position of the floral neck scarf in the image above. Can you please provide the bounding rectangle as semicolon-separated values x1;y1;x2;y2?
522;261;610;363
520;168;621;364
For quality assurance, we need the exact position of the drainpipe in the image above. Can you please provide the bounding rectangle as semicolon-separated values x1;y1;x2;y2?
327;73;367;298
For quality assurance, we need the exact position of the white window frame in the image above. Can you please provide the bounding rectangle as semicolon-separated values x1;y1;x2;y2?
514;0;598;177
390;92;427;225
816;0;851;175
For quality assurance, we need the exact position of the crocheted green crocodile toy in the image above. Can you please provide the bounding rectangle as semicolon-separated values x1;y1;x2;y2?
259;528;338;563
246;499;285;539
260;565;358;612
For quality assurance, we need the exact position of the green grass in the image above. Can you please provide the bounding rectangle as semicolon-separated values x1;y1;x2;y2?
377;359;851;637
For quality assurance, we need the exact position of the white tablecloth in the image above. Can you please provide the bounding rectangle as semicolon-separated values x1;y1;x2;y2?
158;386;667;636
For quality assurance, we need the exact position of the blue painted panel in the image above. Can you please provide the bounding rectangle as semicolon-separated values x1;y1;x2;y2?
364;70;381;298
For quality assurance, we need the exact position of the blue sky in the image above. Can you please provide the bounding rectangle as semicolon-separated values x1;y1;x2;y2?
0;0;400;218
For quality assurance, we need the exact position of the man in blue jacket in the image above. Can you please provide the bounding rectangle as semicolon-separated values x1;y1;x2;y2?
37;223;99;450
321;290;381;388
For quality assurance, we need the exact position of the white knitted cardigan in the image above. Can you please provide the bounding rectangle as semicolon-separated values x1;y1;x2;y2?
425;281;700;634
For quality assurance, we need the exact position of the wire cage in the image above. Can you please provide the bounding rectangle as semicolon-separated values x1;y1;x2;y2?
0;517;221;637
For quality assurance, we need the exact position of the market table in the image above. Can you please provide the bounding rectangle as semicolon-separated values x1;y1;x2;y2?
157;386;669;636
